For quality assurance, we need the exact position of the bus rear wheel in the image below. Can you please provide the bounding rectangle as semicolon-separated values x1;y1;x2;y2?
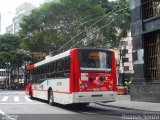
48;91;54;105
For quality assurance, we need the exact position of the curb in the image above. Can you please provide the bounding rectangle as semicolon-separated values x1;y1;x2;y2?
95;102;160;113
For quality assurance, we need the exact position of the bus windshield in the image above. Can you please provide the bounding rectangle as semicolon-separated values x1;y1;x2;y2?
78;50;112;72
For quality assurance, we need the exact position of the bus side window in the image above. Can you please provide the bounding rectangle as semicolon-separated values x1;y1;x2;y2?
47;62;55;79
64;57;70;78
46;64;50;73
48;63;51;73
50;62;55;73
42;65;45;74
39;74;46;82
57;59;64;72
56;59;64;78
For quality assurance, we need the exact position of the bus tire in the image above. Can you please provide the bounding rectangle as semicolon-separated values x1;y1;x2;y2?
48;91;54;105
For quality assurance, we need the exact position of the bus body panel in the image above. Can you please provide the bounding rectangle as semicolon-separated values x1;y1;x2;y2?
69;49;76;93
31;91;116;104
33;89;48;100
32;78;70;100
111;51;117;91
73;91;116;103
72;49;81;92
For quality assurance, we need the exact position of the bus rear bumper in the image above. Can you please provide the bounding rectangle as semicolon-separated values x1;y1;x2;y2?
72;91;116;103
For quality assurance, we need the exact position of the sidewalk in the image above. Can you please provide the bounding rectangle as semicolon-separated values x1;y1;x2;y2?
97;95;160;112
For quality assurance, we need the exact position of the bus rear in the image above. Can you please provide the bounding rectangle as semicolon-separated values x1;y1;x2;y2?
70;48;116;103
25;48;116;105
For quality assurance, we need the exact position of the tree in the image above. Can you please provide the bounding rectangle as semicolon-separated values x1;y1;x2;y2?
0;34;20;67
19;0;109;53
0;34;32;88
19;0;131;55
114;0;131;46
0;34;19;52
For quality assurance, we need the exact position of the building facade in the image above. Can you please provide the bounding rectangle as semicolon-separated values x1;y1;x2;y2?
6;24;13;34
119;32;134;85
113;32;134;85
6;2;35;34
130;0;160;102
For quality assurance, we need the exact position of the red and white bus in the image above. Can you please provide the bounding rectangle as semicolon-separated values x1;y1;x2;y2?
25;48;117;105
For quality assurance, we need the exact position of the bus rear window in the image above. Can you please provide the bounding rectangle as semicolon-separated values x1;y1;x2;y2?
78;50;112;72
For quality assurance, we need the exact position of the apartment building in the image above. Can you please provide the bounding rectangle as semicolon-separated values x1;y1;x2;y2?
6;24;13;34
6;2;35;34
119;32;134;84
113;32;134;85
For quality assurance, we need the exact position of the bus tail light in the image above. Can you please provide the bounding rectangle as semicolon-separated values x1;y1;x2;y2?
109;81;113;90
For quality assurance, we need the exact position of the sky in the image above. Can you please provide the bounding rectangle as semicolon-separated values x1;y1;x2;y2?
0;0;45;34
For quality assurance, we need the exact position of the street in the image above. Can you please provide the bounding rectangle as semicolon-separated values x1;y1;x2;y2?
0;90;159;120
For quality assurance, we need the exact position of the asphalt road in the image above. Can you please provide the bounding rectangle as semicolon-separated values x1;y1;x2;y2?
0;90;159;120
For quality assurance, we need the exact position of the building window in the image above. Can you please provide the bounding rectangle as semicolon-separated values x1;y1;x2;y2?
122;58;129;62
124;66;129;71
124;49;128;54
121;49;128;56
142;0;160;19
144;30;160;83
121;41;128;46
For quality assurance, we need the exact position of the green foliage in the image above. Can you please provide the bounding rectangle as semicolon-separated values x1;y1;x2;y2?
0;34;19;68
9;51;32;69
0;52;11;65
0;34;32;69
0;34;19;52
19;0;131;54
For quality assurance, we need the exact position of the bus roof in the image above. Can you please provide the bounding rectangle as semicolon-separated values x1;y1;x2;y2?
27;47;113;69
34;49;73;68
